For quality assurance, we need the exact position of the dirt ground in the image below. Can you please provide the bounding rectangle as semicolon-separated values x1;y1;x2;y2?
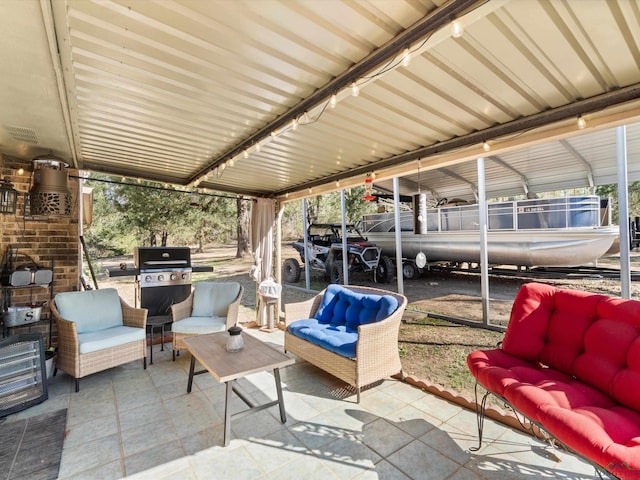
94;244;640;407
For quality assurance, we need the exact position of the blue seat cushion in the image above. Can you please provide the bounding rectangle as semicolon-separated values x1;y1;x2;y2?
77;326;145;354
315;284;399;330
288;318;358;358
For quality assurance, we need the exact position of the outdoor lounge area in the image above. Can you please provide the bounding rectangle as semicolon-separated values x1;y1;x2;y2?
2;1;640;478
4;325;605;480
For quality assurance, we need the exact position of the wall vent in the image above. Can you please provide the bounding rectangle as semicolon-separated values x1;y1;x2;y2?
3;125;39;144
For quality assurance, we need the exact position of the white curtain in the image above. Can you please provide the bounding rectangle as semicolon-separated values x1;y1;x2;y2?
250;198;276;326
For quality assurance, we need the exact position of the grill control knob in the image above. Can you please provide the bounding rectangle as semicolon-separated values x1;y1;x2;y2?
144;275;152;283
181;273;188;280
158;274;165;282
170;273;177;281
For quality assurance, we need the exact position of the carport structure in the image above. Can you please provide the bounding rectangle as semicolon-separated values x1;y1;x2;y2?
2;0;640;201
2;2;640;478
3;0;640;321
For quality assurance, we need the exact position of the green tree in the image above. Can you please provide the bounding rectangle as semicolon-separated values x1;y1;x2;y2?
596;181;640;224
83;174;242;257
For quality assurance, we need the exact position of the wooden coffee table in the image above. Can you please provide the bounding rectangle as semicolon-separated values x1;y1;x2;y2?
183;331;295;446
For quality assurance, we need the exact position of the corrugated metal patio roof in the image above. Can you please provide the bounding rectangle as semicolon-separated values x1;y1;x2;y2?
1;0;639;200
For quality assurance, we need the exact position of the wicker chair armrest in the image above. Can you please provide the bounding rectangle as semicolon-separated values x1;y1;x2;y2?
284;294;323;326
225;285;244;328
50;301;80;355
171;292;194;322
120;298;147;329
356;296;407;357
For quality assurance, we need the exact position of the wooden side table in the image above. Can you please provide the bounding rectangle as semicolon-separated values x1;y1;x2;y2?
184;331;294;446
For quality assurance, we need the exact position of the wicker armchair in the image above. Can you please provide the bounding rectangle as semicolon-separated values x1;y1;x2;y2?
51;289;147;392
171;281;243;360
284;285;407;402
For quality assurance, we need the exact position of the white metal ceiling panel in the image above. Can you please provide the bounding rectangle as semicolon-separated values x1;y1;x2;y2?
1;0;639;201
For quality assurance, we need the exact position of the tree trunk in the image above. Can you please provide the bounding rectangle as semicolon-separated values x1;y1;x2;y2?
236;197;250;258
197;222;204;253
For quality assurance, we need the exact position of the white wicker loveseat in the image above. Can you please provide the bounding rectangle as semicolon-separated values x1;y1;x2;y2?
51;288;147;392
284;284;407;402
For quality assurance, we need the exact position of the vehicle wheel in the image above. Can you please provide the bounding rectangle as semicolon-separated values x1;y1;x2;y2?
402;261;418;280
282;258;301;283
375;256;395;283
329;263;343;284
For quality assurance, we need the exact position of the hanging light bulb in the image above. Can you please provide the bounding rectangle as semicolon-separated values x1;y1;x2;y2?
291;118;298;131
482;141;491;152
402;47;411;67
255;142;261;152
335;180;340;188
330;93;337;108
17;168;24;175
243;149;249;159
229;158;235;167
451;20;463;38
577;115;587;129
351;82;360;97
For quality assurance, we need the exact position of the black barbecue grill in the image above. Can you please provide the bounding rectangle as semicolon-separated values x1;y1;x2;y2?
134;247;192;317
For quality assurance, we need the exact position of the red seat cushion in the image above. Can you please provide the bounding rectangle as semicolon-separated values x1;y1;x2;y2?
467;282;640;476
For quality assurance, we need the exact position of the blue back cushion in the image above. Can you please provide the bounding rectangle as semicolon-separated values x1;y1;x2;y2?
315;284;398;330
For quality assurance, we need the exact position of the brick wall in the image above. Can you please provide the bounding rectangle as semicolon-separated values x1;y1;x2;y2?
1;154;80;348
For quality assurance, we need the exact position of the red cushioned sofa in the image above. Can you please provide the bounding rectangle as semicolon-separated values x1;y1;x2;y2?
467;282;640;479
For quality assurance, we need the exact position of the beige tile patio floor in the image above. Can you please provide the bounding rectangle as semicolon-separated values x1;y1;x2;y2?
6;328;607;480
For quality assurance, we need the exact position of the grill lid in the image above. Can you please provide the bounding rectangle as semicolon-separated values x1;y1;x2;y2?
134;247;191;270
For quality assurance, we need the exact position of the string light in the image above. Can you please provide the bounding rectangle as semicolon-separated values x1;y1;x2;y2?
335;180;340;188
17;168;24;175
330;94;337;108
243;149;249;158
229;158;235;167
451;20;463;38
577;115;587;129
255;142;261;152
292;118;298;130
402;47;411;67
351;82;360;97
482;140;491;152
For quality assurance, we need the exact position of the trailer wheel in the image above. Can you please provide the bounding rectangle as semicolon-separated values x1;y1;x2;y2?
282;258;301;283
402;262;418;280
375;256;395;283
